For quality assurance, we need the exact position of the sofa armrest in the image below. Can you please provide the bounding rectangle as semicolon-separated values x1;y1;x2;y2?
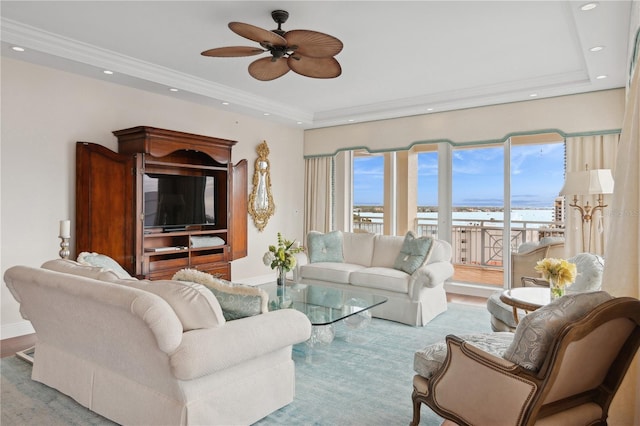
427;335;536;425
293;252;309;282
170;309;312;380
410;261;454;298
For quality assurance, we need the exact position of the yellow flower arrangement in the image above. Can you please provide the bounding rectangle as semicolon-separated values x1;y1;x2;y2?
534;257;577;299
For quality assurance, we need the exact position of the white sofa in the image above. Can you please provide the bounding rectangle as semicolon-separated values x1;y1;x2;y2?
295;231;454;326
4;259;311;426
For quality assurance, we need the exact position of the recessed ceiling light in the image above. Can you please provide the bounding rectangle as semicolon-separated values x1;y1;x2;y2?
169;88;179;92
580;2;598;11
596;75;607;80
103;70;114;75
296;121;303;125
427;108;434;112
263;113;270;116
530;93;538;97
348;119;355;122
589;46;604;52
11;46;25;52
221;102;230;106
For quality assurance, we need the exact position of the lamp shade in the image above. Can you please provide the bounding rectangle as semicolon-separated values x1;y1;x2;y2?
559;169;615;196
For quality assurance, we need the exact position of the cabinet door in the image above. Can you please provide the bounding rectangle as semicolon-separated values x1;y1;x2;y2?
76;142;136;274
230;159;248;260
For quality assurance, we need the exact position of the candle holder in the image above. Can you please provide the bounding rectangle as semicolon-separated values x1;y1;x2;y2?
58;236;70;259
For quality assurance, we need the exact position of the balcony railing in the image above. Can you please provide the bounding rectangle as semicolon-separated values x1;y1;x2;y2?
352;215;564;269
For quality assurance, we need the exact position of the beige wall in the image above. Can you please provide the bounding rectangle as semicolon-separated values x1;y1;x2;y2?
304;89;625;157
1;58;305;338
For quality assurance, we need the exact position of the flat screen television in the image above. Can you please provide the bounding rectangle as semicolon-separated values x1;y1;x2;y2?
143;173;216;230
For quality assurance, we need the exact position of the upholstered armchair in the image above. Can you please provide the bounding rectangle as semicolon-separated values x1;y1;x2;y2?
487;252;604;332
510;238;565;288
411;292;640;426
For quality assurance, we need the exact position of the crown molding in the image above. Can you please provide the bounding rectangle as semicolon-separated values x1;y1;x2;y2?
0;17;623;130
1;18;314;124
311;69;595;128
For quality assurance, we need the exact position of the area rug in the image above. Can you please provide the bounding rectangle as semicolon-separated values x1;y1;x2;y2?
1;302;491;425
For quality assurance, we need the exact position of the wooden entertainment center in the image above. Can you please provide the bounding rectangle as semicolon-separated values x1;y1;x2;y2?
76;126;247;280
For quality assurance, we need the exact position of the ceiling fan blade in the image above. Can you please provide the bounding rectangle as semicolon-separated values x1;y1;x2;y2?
285;30;343;58
201;46;266;57
229;22;286;46
248;57;290;81
288;56;342;79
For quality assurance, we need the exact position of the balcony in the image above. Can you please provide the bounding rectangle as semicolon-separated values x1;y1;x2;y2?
353;214;564;288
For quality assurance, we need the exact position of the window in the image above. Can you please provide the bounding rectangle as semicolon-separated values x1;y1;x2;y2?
451;145;504;276
352;151;384;234
344;134;566;289
416;149;438;237
510;137;565;249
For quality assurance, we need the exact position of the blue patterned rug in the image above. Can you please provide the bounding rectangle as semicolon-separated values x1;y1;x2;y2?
1;303;491;425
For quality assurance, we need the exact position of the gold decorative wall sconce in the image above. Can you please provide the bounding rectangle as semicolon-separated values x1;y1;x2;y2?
248;141;275;231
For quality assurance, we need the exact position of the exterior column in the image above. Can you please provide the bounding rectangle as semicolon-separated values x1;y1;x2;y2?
394;150;418;236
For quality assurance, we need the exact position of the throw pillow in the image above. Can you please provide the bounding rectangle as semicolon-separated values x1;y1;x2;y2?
307;230;344;263
173;269;268;321
567;253;605;292
77;252;132;279
393;231;433;275
503;291;613;372
112;277;226;331
41;259;122;281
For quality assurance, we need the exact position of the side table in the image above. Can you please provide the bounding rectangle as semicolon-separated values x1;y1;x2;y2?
500;287;550;325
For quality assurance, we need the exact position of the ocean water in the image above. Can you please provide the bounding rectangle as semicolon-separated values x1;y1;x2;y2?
356;209;556;225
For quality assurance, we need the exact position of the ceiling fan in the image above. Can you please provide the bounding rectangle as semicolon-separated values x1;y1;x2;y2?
201;10;343;81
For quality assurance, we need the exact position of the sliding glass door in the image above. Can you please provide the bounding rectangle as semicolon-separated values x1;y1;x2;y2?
346;134;566;289
451;144;504;286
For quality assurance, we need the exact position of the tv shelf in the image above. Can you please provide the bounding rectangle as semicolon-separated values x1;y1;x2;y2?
76;126;247;281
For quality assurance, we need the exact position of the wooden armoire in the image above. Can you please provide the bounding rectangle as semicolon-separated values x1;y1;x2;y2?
76;126;247;280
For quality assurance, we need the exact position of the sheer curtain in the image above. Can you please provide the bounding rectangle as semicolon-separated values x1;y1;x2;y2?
602;57;640;425
564;134;619;256
304;156;333;236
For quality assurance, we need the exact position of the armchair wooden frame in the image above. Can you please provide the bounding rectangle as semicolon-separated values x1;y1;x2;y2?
411;297;640;426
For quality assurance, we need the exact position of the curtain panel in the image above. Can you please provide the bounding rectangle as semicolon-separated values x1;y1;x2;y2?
564;134;620;256
304;157;333;237
602;56;640;425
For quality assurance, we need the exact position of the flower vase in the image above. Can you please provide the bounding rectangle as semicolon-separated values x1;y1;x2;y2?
276;266;291;308
549;276;565;301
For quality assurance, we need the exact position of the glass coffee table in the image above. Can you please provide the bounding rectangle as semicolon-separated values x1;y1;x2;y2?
260;281;387;346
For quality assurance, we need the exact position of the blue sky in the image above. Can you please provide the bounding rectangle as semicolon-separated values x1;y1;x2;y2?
353;142;565;208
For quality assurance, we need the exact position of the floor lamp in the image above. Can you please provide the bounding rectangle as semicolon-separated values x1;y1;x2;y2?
559;168;615;253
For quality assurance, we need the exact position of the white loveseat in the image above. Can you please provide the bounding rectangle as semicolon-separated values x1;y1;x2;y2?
295;231;454;326
4;259;311;426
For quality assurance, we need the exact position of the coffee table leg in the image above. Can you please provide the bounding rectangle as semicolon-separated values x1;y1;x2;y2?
303;324;335;364
512;307;519;325
343;309;372;343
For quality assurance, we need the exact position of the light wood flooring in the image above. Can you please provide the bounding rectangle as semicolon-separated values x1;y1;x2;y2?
1;333;37;358
453;264;504;287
